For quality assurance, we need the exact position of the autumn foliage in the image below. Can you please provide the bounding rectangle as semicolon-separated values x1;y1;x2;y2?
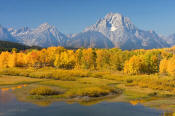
0;46;175;75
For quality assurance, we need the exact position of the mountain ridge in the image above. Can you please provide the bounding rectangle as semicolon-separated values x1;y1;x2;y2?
0;12;173;49
83;13;169;49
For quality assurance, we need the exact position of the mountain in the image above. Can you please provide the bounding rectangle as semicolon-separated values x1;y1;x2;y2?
0;13;172;49
0;25;17;42
10;23;68;47
84;13;169;49
66;31;114;48
163;34;175;47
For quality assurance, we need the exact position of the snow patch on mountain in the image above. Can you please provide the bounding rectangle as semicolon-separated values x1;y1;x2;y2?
84;12;169;49
0;13;172;49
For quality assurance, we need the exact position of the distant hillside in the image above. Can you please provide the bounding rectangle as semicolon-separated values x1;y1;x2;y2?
0;40;41;52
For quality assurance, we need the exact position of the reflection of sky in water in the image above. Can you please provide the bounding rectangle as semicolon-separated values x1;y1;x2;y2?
0;88;164;116
0;85;28;104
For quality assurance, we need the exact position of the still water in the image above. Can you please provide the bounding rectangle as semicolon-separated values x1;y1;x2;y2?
0;89;167;116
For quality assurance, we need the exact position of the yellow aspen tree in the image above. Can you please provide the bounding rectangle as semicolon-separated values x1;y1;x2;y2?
38;49;49;67
54;53;61;68
47;47;64;66
54;50;75;69
159;58;168;73
124;55;145;75
96;49;110;70
81;48;96;69
74;49;83;69
16;52;26;67
8;52;17;68
25;51;40;67
167;56;175;76
0;52;10;68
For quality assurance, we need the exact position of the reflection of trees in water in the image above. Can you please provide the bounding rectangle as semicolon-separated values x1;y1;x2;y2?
0;90;15;104
129;100;145;106
161;112;175;116
0;84;28;104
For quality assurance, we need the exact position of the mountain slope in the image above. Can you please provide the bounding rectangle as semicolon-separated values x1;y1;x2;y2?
10;23;68;47
163;34;175;47
84;13;169;49
0;13;172;49
66;31;114;48
0;25;17;42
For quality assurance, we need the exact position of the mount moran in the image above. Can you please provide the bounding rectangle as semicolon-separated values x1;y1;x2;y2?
0;13;174;50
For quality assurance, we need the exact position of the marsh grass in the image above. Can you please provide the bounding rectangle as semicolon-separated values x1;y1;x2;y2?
1;67;175;102
38;77;120;98
64;86;119;98
0;75;43;86
0;67;91;81
30;87;60;96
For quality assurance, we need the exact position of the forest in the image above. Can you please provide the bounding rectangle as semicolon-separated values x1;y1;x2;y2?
0;40;41;52
0;46;175;75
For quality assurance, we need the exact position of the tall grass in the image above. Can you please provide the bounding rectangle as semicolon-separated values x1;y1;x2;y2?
30;87;59;96
0;67;91;81
1;67;175;95
120;75;175;93
64;86;119;98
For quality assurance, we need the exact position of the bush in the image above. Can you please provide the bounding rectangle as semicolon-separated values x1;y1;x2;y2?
30;87;59;96
65;86;118;98
148;92;157;96
126;79;133;83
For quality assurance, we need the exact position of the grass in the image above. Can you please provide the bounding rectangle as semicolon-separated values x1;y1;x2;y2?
39;77;115;89
0;70;121;103
0;75;44;87
64;86;115;98
0;67;91;81
30;87;60;96
39;77;120;98
2;67;175;110
1;67;175;97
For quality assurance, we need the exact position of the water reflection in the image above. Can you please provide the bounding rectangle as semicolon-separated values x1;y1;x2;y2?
0;84;28;92
0;84;28;104
0;89;14;104
0;86;171;116
129;100;145;106
161;112;175;116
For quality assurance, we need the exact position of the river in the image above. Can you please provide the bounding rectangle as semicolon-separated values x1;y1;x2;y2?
0;89;167;116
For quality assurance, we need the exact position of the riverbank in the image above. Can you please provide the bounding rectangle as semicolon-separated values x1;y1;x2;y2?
1;68;175;112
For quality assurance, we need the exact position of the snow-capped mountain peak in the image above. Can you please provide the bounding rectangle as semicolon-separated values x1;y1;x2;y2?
0;12;171;49
104;13;135;31
37;22;54;30
84;12;135;33
8;28;15;33
6;23;68;47
16;27;30;33
84;12;169;49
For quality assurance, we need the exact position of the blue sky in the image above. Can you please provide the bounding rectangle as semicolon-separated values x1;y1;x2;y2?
0;0;175;35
